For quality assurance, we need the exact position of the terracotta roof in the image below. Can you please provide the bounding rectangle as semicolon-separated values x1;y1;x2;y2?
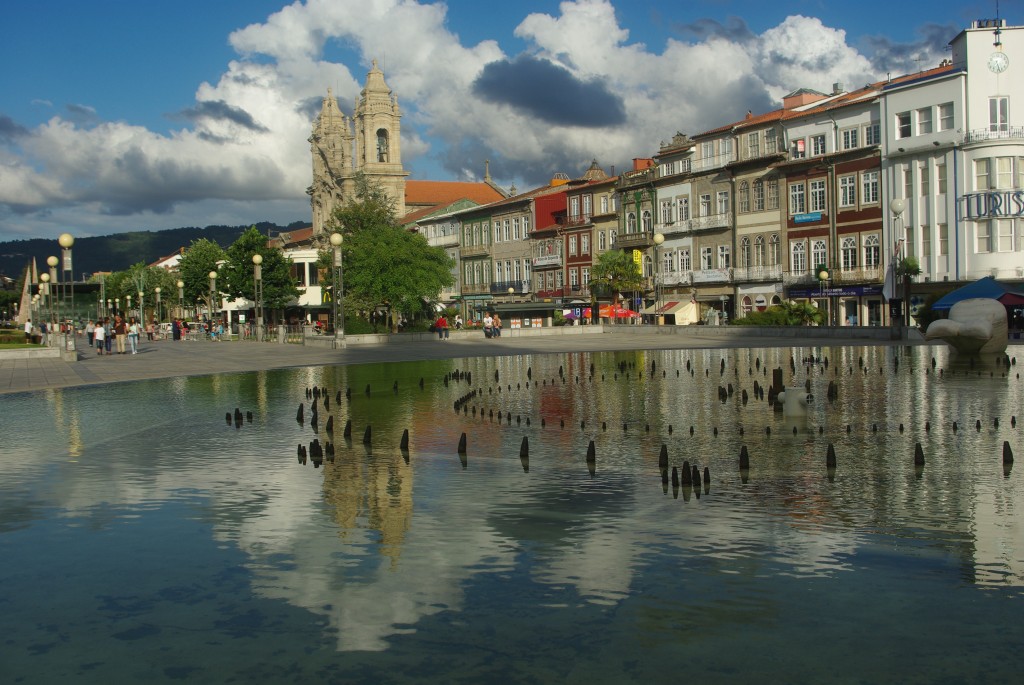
406;180;504;207
275;226;314;247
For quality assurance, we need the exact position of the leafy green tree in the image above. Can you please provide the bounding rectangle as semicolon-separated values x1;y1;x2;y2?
220;226;299;312
589;249;644;320
733;301;826;326
176;238;226;315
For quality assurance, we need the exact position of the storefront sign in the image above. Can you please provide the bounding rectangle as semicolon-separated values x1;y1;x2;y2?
793;212;823;223
788;285;882;298
960;190;1024;220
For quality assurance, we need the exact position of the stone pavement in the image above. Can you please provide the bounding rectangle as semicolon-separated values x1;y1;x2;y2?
0;329;952;396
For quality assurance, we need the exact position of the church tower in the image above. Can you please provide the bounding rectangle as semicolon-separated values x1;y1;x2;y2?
308;87;354;235
352;59;408;217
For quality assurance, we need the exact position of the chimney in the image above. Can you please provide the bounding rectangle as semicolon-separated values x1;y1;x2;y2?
832;82;843;95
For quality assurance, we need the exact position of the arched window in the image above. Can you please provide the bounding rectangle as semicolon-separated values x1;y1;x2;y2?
768;234;780;265
791;241;807;273
863;234;881;268
754;235;765;267
742;296;752;314
375;129;389;162
812;239;827;269
641;210;652;232
740;236;751;267
841;237;858;270
752;179;765;211
626;213;637;233
739;182;750;213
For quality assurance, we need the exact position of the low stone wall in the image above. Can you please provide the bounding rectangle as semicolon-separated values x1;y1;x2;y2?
0;346;64;361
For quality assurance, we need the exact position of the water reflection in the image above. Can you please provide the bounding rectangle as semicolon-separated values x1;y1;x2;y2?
1;344;1022;681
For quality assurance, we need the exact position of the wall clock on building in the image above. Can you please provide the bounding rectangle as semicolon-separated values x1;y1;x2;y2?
988;51;1009;73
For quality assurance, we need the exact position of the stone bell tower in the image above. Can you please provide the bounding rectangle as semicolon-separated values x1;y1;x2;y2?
352;59;408;217
308;87;354;236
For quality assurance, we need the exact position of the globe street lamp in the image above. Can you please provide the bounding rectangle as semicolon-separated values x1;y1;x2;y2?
46;255;60;330
137;290;144;328
329;232;345;349
39;273;50;340
106;299;112;317
58;233;74;325
653;233;665;325
176;280;184;319
888;198;906;335
252;254;264;341
154;287;161;327
816;265;831;325
508;286;514;304
115;297;120;316
208;271;218;324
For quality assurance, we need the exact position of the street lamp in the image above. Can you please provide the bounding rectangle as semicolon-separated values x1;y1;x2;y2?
252;254;264;341
208;271;218;323
59;233;74;324
138;290;144;326
816;265;830;325
126;294;132;321
115;297;120;316
154;287;161;326
176;280;184;319
39;273;50;339
46;255;59;329
653;233;665;325
329;232;345;348
719;294;728;325
106;299;112;317
888;198;906;334
508;286;514;303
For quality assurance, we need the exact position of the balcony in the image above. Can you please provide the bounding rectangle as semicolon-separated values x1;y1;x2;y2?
613;230;655;250
963;126;1024;144
490;280;531;295
733;265;783;283
834;266;883;283
462;283;490;296
684;212;732;233
692;268;733;284
461;243;489;257
617;167;656;189
659;271;693;287
783;270;817;286
690;150;737;174
562;214;592;228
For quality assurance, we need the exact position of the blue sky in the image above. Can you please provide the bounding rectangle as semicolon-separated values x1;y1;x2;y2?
0;0;1007;244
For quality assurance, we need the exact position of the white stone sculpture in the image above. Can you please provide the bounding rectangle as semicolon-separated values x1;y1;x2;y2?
776;387;811;417
925;298;1008;354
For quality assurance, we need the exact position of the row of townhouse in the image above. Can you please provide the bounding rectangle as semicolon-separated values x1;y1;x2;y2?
417;18;1024;326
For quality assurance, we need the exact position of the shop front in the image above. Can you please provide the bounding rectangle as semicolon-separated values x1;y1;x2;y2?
787;284;884;326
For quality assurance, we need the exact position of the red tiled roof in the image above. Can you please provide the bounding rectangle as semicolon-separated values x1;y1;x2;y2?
406;180;504;207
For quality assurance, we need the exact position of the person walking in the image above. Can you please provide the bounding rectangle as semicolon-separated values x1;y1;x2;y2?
85;320;95;346
128;318;140;354
103;318;113;354
94;319;106;355
113;315;128;354
24;318;33;342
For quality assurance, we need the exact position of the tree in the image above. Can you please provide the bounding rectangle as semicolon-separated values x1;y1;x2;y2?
176;238;226;315
220;226;299;312
897;256;922;326
589;250;644;321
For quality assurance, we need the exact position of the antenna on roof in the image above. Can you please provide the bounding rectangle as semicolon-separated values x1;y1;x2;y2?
994;0;1003;47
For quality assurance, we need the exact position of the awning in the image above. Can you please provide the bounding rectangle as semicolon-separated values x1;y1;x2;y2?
641;300;688;315
932;276;1024;311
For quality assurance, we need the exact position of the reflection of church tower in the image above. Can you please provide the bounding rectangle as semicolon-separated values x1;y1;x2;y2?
308;60;409;235
352;59;408;218
308;87;353;235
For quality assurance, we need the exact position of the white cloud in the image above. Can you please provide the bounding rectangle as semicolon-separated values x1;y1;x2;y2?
0;0;927;242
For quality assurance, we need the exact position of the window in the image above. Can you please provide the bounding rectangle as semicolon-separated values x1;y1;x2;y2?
581;266;589;286
739;182;750;213
582;195;592;216
990;97;1009;133
754;235;765;266
791;138;806;158
569;268;578;288
789;182;806;215
679;249;691;271
699;194;711;217
740;237;751;267
997;157;1013;189
663;250;675;272
569;196;580;218
812;134;826;156
903;165;913;199
642;210;652;232
522;216;530;235
702;141;714;159
716;191;729;215
939;103;954;131
769;234;780;265
581;234;589;254
937;163;947;194
937;224;948;256
812;239;827;268
865;122;881;145
747;131;761;158
977;221;992;253
661;201;673;224
718;245;731;269
841;237;858;270
809;179;826;212
922;225;931;262
482;223;489;244
609;229;617;246
627;212;637;233
512;218;520;240
601;196;609;213
841;128;858;150
861;171;879;204
976;159;991;190
920;163;929;196
700;247;713;270
840;175;856;207
905;225;915;257
896;111;912;139
721;138;733;158
494;222;501;243
503;219;510;242
791;241;807;273
767;180;779;209
917;107;933;135
514;260;521;281
569;236;577;255
864;234;881;268
677;197;690;221
997;219;1014;251
464;225;472;245
753;180;765;211
598;231;606;250
376;129;389;162
765;128;778;153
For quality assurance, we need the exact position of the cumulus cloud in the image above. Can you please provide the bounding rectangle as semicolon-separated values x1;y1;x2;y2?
0;0;954;242
861;22;960;75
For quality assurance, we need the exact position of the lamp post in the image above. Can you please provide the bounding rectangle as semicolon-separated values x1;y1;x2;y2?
154;287;161;326
719;294;728;326
329;232;345;349
176;280;184;320
46;255;60;331
106;299;112;318
59;233;74;325
653;233;664;325
137;291;144;328
115;297;120;316
888;198;906;335
39;273;50;340
126;294;132;323
208;271;218;324
252;254;264;341
816;265;830;325
508;286;514;303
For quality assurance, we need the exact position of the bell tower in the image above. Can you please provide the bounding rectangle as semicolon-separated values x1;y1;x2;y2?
308;87;354;236
352;59;408;217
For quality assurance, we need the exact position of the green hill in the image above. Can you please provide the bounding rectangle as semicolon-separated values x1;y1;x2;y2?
0;221;308;281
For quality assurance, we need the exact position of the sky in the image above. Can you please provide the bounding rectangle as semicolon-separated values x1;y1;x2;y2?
0;0;1010;244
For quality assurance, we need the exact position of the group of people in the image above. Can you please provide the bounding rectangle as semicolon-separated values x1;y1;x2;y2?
85;315;143;355
433;314;463;340
482;312;502;338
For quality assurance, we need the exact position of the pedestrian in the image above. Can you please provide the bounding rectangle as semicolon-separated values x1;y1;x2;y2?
454;314;463;330
94;319;106;355
24;318;32;342
113;315;128;354
434;314;449;340
40;320;48;346
483;312;493;338
85;320;95;346
492;313;502;338
103;318;113;354
128;317;140;354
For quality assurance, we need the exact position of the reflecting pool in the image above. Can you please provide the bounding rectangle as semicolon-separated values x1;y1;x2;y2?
2;344;1023;684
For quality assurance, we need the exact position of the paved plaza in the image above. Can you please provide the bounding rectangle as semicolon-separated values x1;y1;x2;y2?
0;329;1010;396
